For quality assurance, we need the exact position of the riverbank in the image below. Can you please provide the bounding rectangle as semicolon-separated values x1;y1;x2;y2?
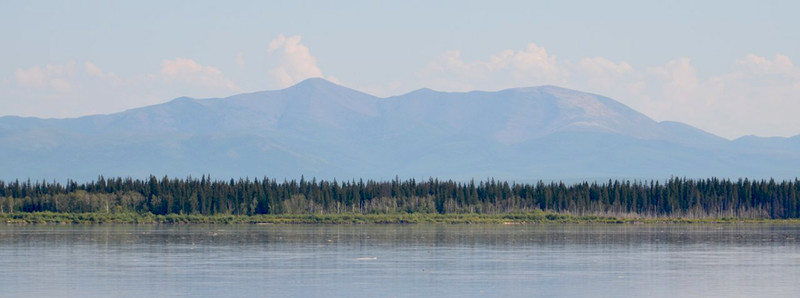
2;211;799;225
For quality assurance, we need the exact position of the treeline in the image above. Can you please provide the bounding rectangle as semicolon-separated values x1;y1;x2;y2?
0;176;798;218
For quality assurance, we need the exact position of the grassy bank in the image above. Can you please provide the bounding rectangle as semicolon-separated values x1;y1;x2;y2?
2;211;800;225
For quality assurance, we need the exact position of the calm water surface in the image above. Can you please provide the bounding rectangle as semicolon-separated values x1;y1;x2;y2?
1;224;799;297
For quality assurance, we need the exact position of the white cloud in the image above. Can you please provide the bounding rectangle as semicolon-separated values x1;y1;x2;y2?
423;43;568;91
501;43;562;77
15;67;46;88
83;62;122;86
155;58;240;91
84;62;113;78
736;54;798;77
646;58;699;100
266;35;325;88
709;54;800;136
636;58;705;123
48;78;72;93
579;55;800;139
84;62;105;77
15;62;76;92
579;57;633;76
577;57;641;92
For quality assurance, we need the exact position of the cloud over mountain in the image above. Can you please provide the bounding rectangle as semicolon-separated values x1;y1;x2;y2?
267;35;325;88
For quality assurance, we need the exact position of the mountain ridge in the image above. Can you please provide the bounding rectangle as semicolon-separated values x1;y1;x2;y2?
1;78;798;182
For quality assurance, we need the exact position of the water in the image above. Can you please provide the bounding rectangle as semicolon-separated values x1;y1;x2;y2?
1;224;799;297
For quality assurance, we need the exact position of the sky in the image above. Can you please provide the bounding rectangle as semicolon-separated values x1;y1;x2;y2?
1;0;799;139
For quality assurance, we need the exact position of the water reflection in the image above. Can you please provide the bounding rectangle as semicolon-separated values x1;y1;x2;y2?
1;224;799;297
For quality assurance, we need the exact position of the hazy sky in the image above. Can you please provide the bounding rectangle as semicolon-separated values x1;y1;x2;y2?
2;0;798;139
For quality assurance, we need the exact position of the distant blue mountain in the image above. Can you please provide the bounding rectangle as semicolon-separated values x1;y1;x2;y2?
1;78;798;182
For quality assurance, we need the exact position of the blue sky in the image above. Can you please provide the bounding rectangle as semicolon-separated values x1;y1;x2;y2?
1;0;798;139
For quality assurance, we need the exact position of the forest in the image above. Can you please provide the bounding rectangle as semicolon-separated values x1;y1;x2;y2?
0;176;799;219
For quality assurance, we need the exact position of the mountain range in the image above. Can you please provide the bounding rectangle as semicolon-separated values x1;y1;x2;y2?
1;78;798;182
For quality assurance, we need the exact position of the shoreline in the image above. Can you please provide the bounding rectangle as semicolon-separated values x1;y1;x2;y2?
3;211;800;225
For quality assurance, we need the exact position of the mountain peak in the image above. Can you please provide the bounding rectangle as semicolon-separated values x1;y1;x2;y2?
288;77;342;90
279;77;378;107
398;87;438;98
167;96;196;104
282;77;370;96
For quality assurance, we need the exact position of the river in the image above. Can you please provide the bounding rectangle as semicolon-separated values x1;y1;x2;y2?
1;224;798;297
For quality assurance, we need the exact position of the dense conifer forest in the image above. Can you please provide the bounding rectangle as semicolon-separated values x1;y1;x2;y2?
0;176;799;219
